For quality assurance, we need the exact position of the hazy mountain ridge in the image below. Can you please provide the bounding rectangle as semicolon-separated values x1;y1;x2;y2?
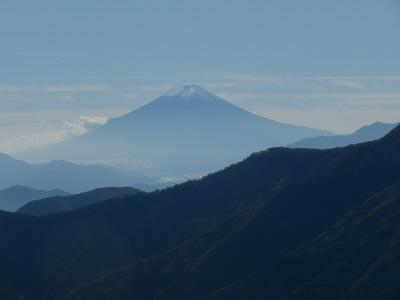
16;85;333;174
287;121;399;149
0;153;157;194
1;125;400;299
17;187;142;216
0;185;69;212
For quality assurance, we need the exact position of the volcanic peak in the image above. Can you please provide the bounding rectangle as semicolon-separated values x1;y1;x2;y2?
163;85;220;101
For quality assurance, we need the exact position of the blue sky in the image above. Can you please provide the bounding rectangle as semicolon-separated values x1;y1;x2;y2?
1;0;400;153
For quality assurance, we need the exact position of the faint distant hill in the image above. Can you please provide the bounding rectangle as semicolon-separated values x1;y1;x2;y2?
0;153;157;194
0;185;69;212
17;187;141;216
16;85;333;175
287;121;399;149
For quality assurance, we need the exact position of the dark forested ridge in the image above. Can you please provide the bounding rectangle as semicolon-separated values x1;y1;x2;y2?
17;187;142;216
2;125;400;299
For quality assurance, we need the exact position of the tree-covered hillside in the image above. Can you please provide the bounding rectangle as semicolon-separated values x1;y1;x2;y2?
17;187;141;216
2;125;400;299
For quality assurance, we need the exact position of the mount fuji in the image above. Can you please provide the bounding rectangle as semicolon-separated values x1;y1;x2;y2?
17;85;333;175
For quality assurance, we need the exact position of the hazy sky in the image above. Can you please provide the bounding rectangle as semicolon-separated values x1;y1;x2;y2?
1;0;400;153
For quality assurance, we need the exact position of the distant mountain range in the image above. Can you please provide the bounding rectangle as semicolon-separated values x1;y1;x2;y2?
0;153;157;194
1;124;400;299
16;85;333;175
17;187;141;216
0;185;69;212
287;121;399;149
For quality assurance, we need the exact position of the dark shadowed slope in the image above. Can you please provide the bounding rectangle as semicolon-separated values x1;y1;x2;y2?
0;153;157;194
287;121;398;149
16;85;333;174
17;187;142;216
2;125;400;299
64;126;400;300
0;185;69;212
268;180;400;300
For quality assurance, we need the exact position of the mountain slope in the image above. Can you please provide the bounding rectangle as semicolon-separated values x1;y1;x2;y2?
276;180;400;300
287;121;398;149
0;185;69;212
0;153;157;194
16;85;333;174
1;125;400;299
17;187;142;216
64;127;400;300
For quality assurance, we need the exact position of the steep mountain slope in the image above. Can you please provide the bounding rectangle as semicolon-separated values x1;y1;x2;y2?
17;187;142;216
1;125;400;299
270;181;400;300
0;185;69;212
287;121;398;149
16;85;333;174
63;126;400;300
0;153;157;193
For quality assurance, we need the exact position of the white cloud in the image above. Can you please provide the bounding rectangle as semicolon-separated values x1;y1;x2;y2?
0;86;39;92
0;84;113;93
291;93;400;107
0;110;128;123
0;94;30;101
217;93;268;101
42;85;113;92
202;82;238;88
61;116;108;136
293;76;400;81
254;108;400;135
200;72;281;83
139;84;174;91
222;92;400;107
332;80;366;89
1;116;108;153
0;51;51;57
51;95;77;101
199;73;400;88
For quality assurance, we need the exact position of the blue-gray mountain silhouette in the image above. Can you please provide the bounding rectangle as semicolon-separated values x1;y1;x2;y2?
287;121;399;149
0;185;69;212
0;153;157;194
17;85;333;174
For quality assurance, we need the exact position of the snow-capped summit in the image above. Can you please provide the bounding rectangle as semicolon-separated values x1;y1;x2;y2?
163;85;220;101
17;84;334;175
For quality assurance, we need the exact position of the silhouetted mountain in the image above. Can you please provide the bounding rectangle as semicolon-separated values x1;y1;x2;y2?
262;180;400;300
287;121;398;149
16;85;333;175
0;153;158;194
1;125;400;299
0;185;69;212
17;187;142;216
